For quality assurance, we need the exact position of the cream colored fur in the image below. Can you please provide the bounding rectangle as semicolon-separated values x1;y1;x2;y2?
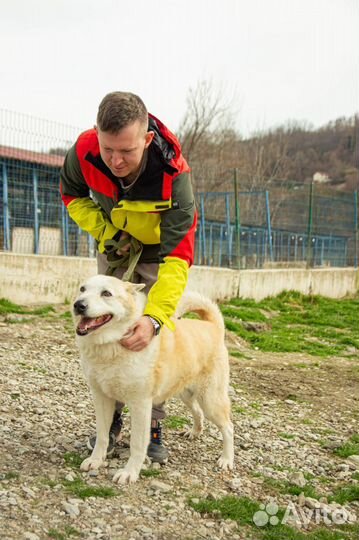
73;274;234;484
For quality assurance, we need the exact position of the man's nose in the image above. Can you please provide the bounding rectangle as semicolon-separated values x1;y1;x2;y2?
73;300;87;315
111;152;124;166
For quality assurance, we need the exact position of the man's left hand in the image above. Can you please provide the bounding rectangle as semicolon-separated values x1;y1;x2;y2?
120;316;155;351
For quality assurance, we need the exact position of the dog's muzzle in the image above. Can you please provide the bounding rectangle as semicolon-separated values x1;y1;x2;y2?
73;300;113;336
75;314;113;336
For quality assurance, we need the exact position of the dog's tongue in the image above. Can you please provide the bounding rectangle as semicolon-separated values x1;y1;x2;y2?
76;315;111;335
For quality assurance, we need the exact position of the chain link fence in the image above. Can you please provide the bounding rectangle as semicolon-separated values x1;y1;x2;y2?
1;111;358;268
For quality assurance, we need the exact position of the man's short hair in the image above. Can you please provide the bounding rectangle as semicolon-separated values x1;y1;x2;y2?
97;92;148;133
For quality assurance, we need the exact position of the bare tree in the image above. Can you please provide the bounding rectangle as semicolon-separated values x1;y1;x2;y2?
178;80;234;164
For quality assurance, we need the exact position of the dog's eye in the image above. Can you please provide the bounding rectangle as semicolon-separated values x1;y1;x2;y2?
80;286;86;292
101;290;112;297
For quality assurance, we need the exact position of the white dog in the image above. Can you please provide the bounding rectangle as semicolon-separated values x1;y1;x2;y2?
73;274;234;484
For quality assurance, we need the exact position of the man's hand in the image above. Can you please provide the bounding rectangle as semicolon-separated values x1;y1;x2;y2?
120;316;155;351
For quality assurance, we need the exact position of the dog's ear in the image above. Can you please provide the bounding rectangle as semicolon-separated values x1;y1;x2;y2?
124;282;146;294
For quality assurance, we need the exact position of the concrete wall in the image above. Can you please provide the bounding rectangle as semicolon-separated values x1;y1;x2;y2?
0;252;358;305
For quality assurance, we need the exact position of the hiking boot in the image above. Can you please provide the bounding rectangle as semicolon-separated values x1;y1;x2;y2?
87;411;123;457
147;422;168;464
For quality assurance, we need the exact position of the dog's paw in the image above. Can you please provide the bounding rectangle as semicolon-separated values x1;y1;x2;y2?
80;456;104;472
217;455;234;471
179;428;201;440
112;468;139;484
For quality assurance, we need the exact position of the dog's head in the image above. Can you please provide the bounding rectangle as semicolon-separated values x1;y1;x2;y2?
73;275;145;343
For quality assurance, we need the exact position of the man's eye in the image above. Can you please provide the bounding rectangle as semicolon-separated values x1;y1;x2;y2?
101;290;112;297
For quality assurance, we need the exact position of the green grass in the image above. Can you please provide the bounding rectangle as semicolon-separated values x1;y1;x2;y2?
0;298;55;316
1;471;20;480
330;484;359;504
63;452;84;469
163;415;189;429
260;475;322;499
188;495;265;526
48;526;83;539
140;468;162;478
188;494;359;540
333;434;359;458
221;291;359;357
62;477;118;499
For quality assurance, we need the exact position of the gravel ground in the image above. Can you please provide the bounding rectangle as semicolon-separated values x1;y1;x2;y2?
0;309;358;540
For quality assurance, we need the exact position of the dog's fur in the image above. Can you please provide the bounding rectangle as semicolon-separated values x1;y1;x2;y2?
73;274;234;484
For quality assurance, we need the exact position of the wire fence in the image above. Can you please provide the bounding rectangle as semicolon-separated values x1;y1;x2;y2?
0;110;358;269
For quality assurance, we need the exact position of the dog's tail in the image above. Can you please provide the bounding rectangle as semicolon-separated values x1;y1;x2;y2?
176;292;225;334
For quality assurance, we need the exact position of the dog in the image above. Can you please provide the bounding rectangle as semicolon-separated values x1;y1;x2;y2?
73;274;234;484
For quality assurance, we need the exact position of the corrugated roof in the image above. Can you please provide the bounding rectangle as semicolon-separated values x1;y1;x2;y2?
0;145;65;167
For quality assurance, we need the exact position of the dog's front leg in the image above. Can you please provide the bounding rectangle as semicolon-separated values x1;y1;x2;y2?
80;385;115;472
113;398;152;484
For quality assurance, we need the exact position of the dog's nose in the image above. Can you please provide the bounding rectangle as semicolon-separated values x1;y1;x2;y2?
73;300;88;315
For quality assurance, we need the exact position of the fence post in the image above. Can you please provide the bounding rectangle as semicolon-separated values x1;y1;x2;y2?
199;193;207;265
265;190;274;262
354;190;358;269
225;193;232;266
32;168;39;254
2;162;10;250
306;181;314;268
62;204;68;256
233;168;241;268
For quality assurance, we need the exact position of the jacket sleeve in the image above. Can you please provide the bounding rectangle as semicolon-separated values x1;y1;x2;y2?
143;173;197;330
60;145;119;252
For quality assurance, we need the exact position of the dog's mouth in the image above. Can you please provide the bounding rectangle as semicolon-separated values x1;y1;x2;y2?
76;314;113;336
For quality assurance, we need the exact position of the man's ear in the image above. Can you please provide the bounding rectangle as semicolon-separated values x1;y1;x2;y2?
145;130;154;148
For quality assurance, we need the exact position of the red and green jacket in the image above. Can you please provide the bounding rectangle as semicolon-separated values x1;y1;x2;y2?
60;114;197;329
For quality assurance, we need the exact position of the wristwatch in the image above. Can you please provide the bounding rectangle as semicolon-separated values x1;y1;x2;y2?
146;316;161;336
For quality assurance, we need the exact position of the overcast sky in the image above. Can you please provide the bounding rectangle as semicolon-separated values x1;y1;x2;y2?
1;0;358;138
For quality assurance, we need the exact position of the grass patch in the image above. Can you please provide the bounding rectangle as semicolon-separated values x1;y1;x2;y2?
221;291;359;357
140;469;162;478
62;477;118;499
59;311;72;319
330;484;359;504
333;434;359;458
188;494;359;540
0;298;55;316
188;494;264;525
261;475;322;499
164;415;188;429
229;349;252;359
279;432;296;440
48;526;82;539
0;471;20;480
63;452;84;469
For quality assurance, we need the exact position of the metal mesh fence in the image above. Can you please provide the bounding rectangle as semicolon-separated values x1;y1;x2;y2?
1;111;358;269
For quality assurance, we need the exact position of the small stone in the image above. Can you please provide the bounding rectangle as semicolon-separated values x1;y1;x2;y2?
288;471;307;488
151;462;161;470
298;492;306;507
62;501;80;518
88;469;99;477
227;477;241;491
65;473;75;482
24;533;40;540
22;486;36;498
305;497;320;509
149;480;171;493
347;455;359;468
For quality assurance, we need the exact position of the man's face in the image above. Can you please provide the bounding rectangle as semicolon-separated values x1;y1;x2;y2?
96;120;154;178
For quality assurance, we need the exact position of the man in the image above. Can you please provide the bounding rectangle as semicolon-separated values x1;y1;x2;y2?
60;91;197;463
